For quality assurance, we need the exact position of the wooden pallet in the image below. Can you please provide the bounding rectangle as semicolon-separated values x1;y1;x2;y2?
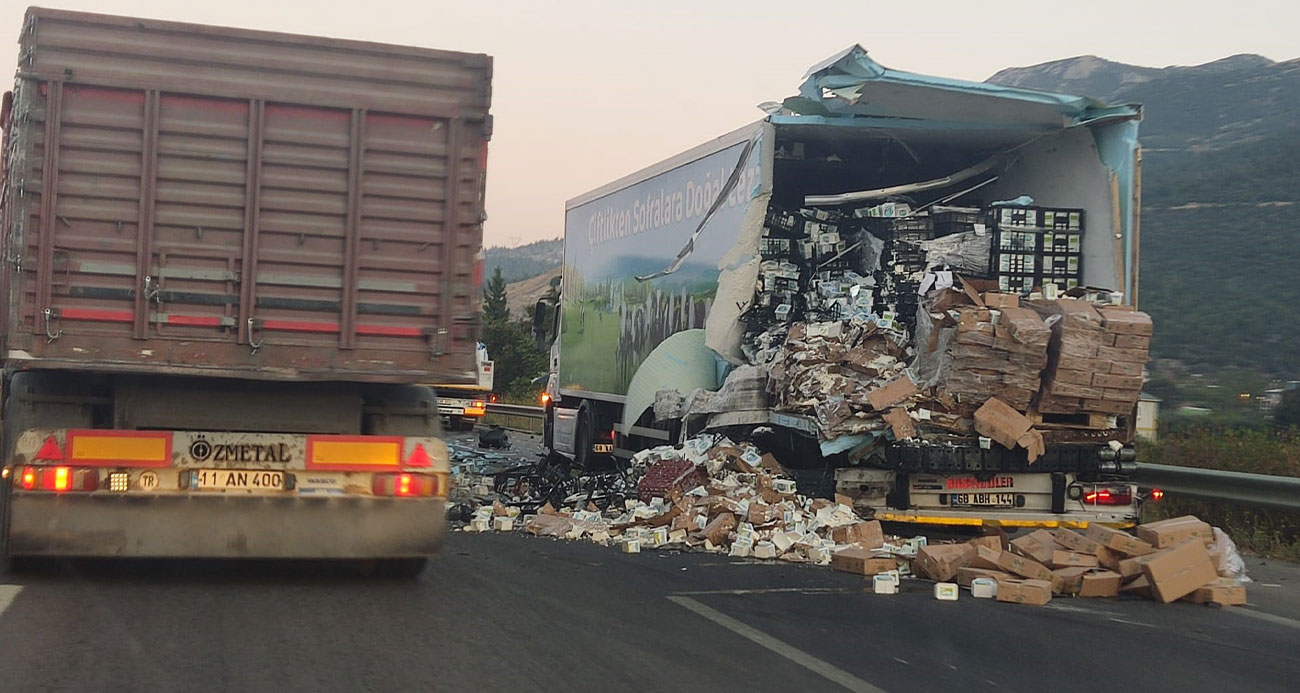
1028;409;1112;430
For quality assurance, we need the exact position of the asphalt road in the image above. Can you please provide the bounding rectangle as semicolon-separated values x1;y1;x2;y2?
2;529;1298;693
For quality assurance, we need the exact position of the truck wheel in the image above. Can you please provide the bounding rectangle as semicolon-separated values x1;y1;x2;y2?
574;407;593;471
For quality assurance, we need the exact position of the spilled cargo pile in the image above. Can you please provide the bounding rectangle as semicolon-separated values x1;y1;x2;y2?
459;434;1248;608
686;198;1157;469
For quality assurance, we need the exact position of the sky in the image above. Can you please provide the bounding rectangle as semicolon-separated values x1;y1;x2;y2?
4;1;1298;247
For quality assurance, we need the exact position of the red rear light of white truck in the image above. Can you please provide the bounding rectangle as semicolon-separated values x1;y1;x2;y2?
1083;486;1133;506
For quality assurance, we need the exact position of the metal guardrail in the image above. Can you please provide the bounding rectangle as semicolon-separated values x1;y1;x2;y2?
1134;463;1300;512
482;403;544;434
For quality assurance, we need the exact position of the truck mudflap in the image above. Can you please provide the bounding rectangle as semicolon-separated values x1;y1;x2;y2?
5;494;445;559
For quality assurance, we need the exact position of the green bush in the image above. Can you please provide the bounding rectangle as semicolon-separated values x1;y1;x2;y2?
1141;428;1300;560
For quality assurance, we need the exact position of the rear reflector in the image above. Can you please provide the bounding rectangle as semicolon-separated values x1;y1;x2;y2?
306;436;403;470
464;401;486;416
66;430;172;467
371;472;438;497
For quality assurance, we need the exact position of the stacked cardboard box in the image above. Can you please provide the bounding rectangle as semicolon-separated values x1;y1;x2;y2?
1029;298;1151;416
939;296;1051;412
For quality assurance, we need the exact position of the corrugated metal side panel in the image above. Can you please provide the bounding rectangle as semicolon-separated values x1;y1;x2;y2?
2;9;490;383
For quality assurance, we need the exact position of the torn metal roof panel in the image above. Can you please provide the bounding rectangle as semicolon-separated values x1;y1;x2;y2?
785;45;1140;129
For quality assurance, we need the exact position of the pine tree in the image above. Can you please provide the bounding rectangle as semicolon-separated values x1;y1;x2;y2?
483;267;509;325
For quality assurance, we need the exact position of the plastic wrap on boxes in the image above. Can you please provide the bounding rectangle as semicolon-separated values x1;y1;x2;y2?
919;231;992;276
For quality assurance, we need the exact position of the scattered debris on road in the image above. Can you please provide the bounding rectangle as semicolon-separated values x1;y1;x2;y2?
456;431;1248;609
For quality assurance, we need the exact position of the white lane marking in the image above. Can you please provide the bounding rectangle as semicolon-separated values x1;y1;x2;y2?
668;595;886;693
1230;607;1300;630
0;585;22;617
673;587;854;596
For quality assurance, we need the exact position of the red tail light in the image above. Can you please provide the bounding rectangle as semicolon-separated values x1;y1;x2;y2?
372;473;439;497
1084;487;1134;506
18;465;97;492
1150;488;1164;502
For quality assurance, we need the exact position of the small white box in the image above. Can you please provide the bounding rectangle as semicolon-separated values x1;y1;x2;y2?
649;526;669;547
971;578;999;599
772;479;797;494
752;541;777;559
468;518;490;532
729;542;752;558
620;538;641;553
934;582;959;601
873;573;899;594
492;517;513;531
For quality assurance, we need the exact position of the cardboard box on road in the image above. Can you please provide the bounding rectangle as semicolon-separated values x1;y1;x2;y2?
1142;539;1218;603
969;546;1003;571
968;535;1003;552
916;543;977;582
1010;530;1057;564
997;551;1053;581
1078;570;1122;597
957;566;1012;588
831;520;885;549
1049;551;1099;569
1185;578;1247;607
1054;528;1104;556
1086;525;1155;556
831;547;897;576
1051;566;1091;595
1136;516;1213;549
996;578;1053;606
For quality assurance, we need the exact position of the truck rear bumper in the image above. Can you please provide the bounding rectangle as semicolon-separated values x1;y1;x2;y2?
5;493;445;559
871;508;1135;529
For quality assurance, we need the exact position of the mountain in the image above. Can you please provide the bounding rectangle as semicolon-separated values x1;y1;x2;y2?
990;55;1300;377
483;238;563;284
989;54;1300;150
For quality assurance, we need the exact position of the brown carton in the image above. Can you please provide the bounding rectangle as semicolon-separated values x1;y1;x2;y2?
970;546;1003;570
1097;307;1153;336
983;292;1020;309
1051;566;1091;595
916;543;977;582
1078;570;1122;597
1054;528;1104;556
996;551;1053;581
831;521;885;549
831;547;897;576
996;578;1053;606
698;512;736;545
1142;539;1218;603
1049;551;1099;569
1082;399;1135;415
1086;525;1155;556
1091;373;1145;390
1120;574;1153;599
1107;360;1144;377
1095;345;1148;363
1116;551;1163;579
1111;334;1151;349
968;535;1003;552
1010;530;1058;564
1185;578;1247;606
867;376;918;410
1136;516;1213;549
882;407;917;441
973;399;1043;462
1054;369;1096;386
956;566;1012;588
